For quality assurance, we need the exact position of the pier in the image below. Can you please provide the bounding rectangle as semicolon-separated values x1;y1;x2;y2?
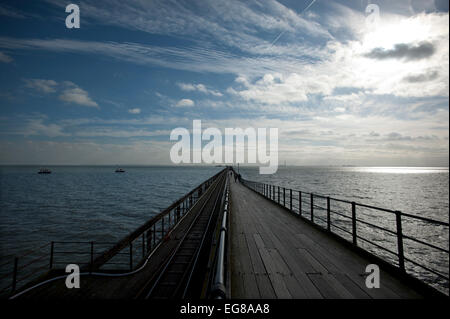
2;168;449;299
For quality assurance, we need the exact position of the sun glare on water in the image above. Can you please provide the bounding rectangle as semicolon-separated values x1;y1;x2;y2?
354;167;449;174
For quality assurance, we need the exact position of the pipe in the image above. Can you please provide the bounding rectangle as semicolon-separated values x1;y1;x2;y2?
211;181;229;299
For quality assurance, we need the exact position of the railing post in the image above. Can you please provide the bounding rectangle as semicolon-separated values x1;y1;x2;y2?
283;187;286;207
168;210;171;228
310;194;314;222
177;205;181;222
299;191;302;216
12;257;18;293
129;242;133;271
162;217;165;238
153;224;156;247
278;186;280;204
352;202;357;245
49;241;54;269
395;211;405;271
147;230;152;253
273;185;275;200
290;189;292;211
327;197;331;231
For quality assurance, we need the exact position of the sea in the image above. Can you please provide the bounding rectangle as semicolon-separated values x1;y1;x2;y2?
0;165;448;295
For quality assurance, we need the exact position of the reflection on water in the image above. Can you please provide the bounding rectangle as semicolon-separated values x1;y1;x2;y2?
351;167;449;174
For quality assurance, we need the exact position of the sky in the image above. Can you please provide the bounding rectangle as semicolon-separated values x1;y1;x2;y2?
0;0;448;166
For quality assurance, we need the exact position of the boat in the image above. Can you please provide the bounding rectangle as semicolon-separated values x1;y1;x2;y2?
115;168;125;173
38;168;51;174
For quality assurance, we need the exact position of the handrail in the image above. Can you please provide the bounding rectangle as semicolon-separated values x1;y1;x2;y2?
240;178;450;295
211;176;230;299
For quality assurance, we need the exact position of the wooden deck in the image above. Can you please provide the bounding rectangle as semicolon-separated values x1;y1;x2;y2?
229;179;425;299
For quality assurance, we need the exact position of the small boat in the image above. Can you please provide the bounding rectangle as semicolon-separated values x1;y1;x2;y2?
38;168;51;174
115;168;125;173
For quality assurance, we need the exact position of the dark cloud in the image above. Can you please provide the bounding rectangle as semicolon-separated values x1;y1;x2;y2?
364;42;436;61
403;70;439;83
434;0;449;12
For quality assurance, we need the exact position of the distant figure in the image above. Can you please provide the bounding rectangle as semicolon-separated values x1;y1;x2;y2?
234;173;237;182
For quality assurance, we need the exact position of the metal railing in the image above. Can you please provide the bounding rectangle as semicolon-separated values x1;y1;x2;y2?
241;178;449;294
211;176;230;299
0;168;227;297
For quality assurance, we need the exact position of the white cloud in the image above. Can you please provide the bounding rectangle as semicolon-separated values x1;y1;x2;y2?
44;0;331;55
175;99;195;107
58;82;98;108
24;78;58;93
227;12;449;104
0;51;13;63
128;108;141;114
23;79;99;108
75;128;170;138
177;82;222;96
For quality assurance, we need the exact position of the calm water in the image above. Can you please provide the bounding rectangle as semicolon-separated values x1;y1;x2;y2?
0;165;448;294
0;166;222;255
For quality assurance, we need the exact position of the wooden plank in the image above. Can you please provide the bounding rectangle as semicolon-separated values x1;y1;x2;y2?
253;234;292;298
245;233;267;275
255;274;277;299
296;234;403;299
307;273;341;299
332;273;371;299
282;274;310;299
242;273;260;299
237;233;254;274
297;248;353;298
231;272;245;298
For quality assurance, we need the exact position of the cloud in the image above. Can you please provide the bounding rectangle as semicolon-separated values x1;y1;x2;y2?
0;139;174;165
44;0;330;55
128;108;141;114
0;51;13;63
75;128;170;138
334;107;346;113
175;99;195;107
403;70;439;83
2;116;68;137
0;4;26;19
177;82;222;96
23;79;99;107
364;41;436;61
58;82;98;107
24;78;58;93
